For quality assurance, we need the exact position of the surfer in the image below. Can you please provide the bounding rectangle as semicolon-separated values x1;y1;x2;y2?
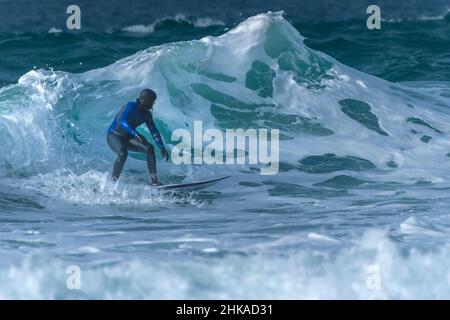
107;89;169;186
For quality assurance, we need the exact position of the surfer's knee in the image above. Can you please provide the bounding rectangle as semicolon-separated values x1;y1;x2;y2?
117;148;128;161
145;143;154;155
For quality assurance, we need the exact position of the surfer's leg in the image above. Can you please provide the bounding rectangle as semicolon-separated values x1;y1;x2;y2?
107;134;128;181
128;138;158;183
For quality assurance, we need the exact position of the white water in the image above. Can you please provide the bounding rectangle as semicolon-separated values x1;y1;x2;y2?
1;12;450;299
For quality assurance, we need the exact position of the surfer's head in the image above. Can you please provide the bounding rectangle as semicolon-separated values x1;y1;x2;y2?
137;88;157;109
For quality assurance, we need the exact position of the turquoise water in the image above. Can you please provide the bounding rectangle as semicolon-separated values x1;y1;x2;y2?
2;4;450;299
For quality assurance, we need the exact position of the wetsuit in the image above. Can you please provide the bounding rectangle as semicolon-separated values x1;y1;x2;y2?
107;100;165;181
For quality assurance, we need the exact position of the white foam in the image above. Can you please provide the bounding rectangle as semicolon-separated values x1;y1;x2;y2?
122;24;156;34
15;169;201;207
400;217;444;236
122;14;225;34
78;246;101;254
2;230;450;299
48;27;62;34
307;232;342;244
1;11;450;192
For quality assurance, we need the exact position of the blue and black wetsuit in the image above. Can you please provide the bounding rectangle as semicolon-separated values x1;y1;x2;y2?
107;100;165;181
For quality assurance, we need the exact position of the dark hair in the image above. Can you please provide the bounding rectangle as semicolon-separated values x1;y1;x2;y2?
138;88;157;107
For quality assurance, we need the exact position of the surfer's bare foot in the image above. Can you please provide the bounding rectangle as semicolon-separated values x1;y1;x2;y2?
151;176;163;186
150;174;162;186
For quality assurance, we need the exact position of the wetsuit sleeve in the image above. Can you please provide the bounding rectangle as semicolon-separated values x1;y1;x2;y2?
120;103;138;137
145;112;165;149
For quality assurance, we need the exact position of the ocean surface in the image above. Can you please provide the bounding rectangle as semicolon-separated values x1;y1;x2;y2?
1;0;450;299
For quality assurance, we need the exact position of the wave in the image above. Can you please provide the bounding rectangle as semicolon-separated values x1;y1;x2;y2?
16;169;201;206
122;14;225;34
384;7;450;23
47;27;63;34
418;9;450;21
1;12;450;183
2;230;450;299
3;11;450;300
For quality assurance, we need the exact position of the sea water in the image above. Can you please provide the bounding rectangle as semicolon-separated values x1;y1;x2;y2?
1;1;450;299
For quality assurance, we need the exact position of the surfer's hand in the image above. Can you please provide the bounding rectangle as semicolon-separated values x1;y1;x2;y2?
135;133;148;145
161;148;169;162
134;134;143;143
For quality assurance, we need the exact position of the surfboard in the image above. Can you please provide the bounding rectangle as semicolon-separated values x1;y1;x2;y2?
154;176;230;190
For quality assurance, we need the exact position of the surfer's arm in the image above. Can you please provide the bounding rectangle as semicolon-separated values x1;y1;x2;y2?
119;103;138;137
145;113;165;150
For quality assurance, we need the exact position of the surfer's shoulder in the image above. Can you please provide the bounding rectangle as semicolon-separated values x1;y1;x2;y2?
122;101;138;112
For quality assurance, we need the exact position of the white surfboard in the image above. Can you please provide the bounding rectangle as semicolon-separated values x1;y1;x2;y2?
154;176;230;190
